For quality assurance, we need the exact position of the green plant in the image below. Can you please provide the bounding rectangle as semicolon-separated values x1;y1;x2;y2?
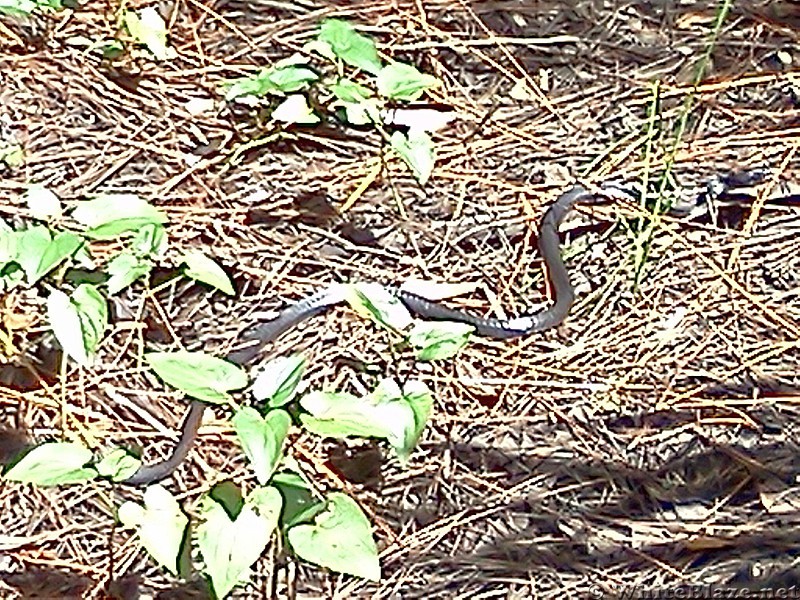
223;19;447;184
0;0;61;17
1;187;475;595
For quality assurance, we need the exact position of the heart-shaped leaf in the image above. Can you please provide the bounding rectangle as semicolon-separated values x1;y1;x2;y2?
251;354;306;407
232;408;291;484
317;19;382;75
118;485;188;575
145;351;248;404
197;483;283;598
287;492;380;581
180;250;234;296
4;442;97;486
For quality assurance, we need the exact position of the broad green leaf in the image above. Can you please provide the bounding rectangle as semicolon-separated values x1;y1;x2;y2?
124;6;177;61
47;289;85;364
300;387;412;444
16;226;82;284
251;354;306;407
376;62;440;101
131;223;167;257
232;408;291;485
0;142;24;166
330;78;372;103
72;195;168;239
287;492;380;581
0;0;59;15
118;485;188;575
4;442;97;486
345;282;413;331
271;95;319;125
300;391;388;440
70;284;108;363
396;380;433;462
23;186;62;219
0;228;18;264
390;129;435;184
339;99;381;126
197;484;282;598
266;66;319;93
330;78;379;126
318;19;382;75
225;65;318;100
106;252;152;295
271;471;323;528
145;351;248;404
95;447;142;481
365;378;431;461
180;250;234;295
407;320;473;361
301;378;429;462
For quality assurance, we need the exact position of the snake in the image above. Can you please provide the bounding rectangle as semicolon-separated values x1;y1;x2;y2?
122;171;767;485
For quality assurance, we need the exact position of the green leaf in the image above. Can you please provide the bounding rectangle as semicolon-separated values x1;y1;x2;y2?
390;129;435;184
145;351;248;404
72;194;168;239
4;442;97;486
106;252;152;295
0;228;18;265
300;386;406;441
300;378;430;462
330;78;372;103
407;320;473;361
318;19;382;75
271;471;323;528
232;408;291;485
300;391;387;439
287;492;380;581
131;223;167;257
330;78;380;126
395;380;433;462
364;378;431;461
266;66;319;93
47;289;85;365
0;0;60;15
0;142;24;166
16;226;82;284
180;250;234;295
376;62;440;101
224;65;318;100
124;6;177;61
72;284;109;358
118;485;188;575
271;95;320;125
23;186;62;219
95;447;142;481
47;285;108;367
345;282;413;331
197;484;282;598
252;354;306;407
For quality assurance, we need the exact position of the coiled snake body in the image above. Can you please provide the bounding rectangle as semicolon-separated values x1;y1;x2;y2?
123;172;766;485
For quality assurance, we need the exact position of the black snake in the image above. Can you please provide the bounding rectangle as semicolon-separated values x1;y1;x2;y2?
122;171;767;485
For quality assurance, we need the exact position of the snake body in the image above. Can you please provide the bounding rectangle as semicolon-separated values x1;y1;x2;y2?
122;173;764;485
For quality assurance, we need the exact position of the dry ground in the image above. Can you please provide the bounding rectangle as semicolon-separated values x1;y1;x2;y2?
1;0;800;598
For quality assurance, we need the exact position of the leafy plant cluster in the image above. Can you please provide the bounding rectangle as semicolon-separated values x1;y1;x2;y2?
0;0;60;17
223;19;445;184
1;189;475;596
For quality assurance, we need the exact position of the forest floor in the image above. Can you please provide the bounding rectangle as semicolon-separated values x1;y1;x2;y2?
1;0;799;598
